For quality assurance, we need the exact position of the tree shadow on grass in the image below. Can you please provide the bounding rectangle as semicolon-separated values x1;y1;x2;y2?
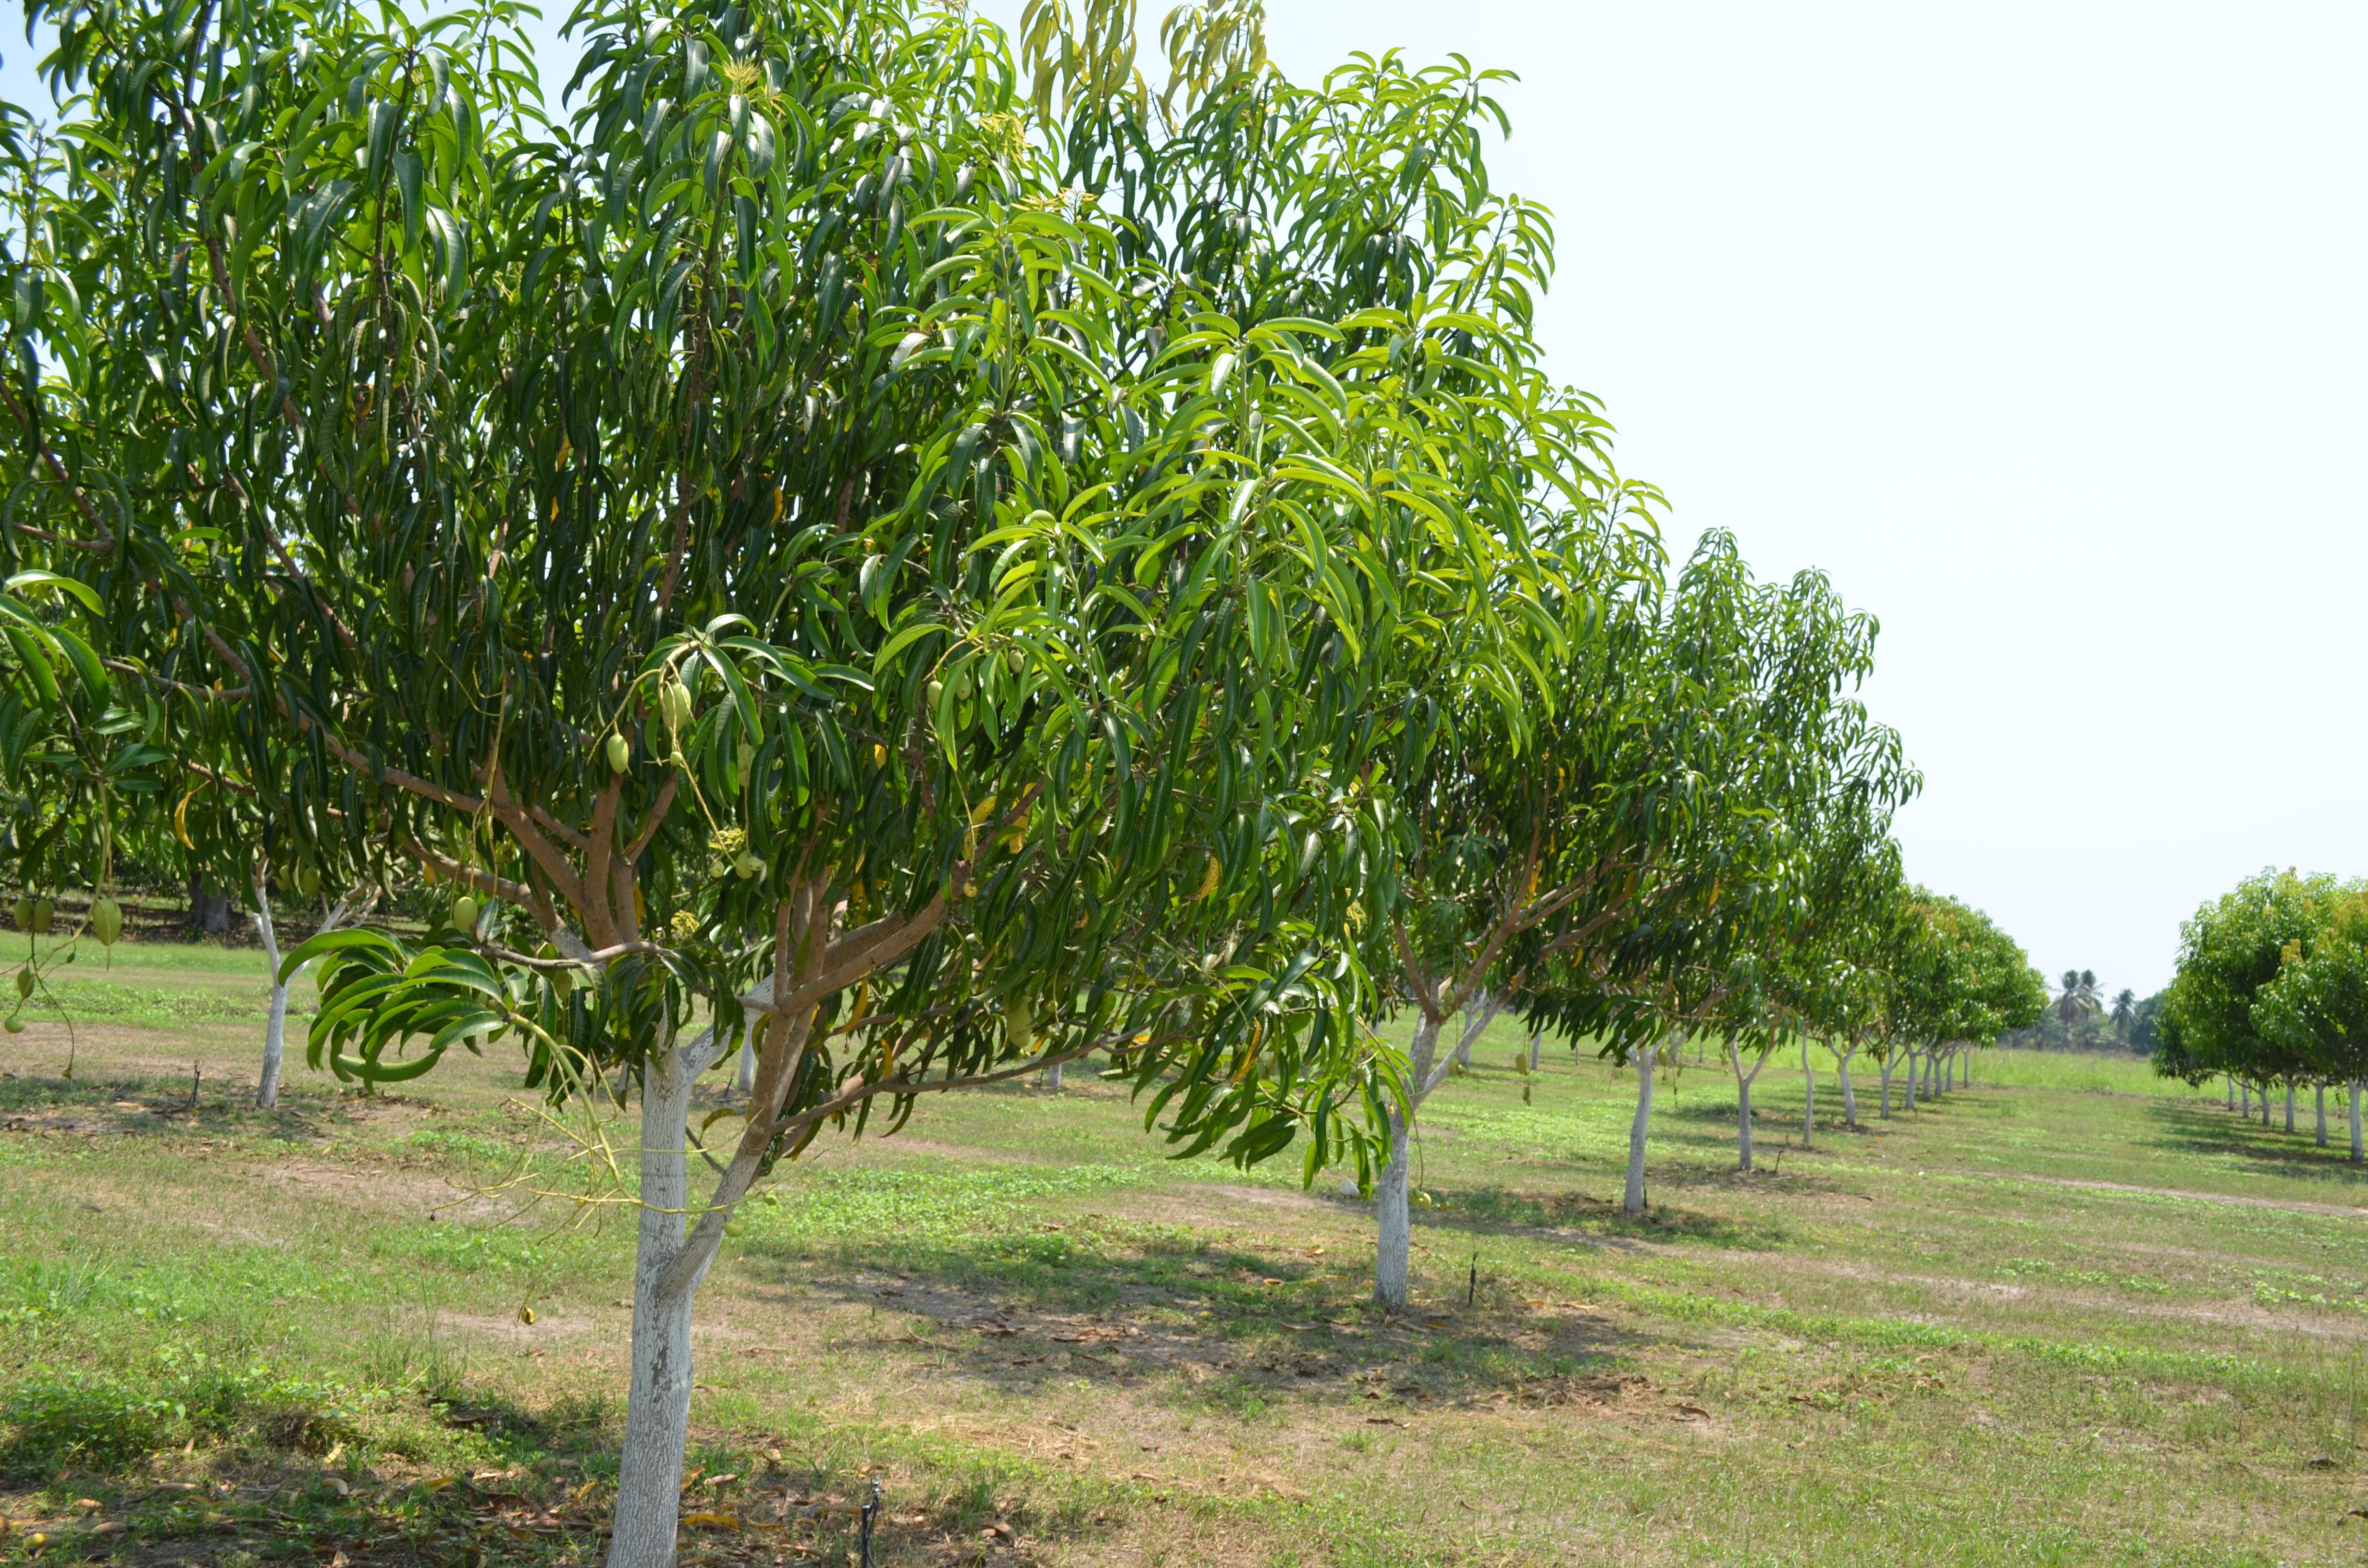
0;1070;339;1140
2130;1100;2368;1194
733;1218;1647;1419
1406;1182;1791;1253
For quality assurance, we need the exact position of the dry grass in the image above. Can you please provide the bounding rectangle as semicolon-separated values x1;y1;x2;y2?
1;958;2363;1565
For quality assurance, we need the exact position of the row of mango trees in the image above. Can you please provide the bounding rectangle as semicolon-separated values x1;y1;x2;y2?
0;0;2037;1558
2156;868;2368;1156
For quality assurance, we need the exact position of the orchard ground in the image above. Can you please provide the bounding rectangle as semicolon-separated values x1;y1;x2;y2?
5;945;2368;1565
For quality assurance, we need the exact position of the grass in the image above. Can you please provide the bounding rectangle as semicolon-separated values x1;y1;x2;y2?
5;972;2368;1564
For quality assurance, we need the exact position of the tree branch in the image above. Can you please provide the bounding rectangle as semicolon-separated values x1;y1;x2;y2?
399;837;534;908
766;1043;1102;1144
304;715;486;813
620;772;681;863
0;375;114;550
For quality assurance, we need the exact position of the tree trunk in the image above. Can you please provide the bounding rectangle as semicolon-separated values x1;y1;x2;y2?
1454;992;1486;1070
1801;1038;1815;1151
1836;1044;1860;1128
2240;1080;2250;1116
1042;1059;1063;1090
252;875;289;1110
1878;1055;1893;1118
1902;1050;1919;1112
1374;1103;1412;1309
2351;1079;2362;1163
1529;1026;1542;1073
2226;1075;2235;1111
1737;1075;1754;1171
736;1038;755;1097
607;1044;721;1568
1624;1049;1653;1215
1730;1039;1760;1173
2286;1081;2296;1134
2318;1081;2328;1148
2263;1082;2273;1127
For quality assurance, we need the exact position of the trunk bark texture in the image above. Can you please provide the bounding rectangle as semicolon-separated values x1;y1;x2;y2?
736;1038;755;1097
1624;1050;1653;1215
2318;1082;2328;1147
1836;1045;1860;1128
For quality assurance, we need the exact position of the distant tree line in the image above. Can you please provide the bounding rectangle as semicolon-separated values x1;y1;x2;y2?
1997;968;2165;1055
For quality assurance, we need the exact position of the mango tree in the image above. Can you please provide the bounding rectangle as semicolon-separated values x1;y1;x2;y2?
1881;889;2043;1115
9;0;1569;1556
2171;870;2364;1151
1008;24;1674;1312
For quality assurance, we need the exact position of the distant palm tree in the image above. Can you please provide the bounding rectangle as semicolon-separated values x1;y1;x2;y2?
2110;987;2137;1040
2056;969;2102;1041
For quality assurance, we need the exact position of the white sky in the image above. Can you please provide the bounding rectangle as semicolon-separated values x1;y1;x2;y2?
10;3;2362;996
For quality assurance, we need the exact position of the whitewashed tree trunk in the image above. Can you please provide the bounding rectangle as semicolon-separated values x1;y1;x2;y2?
1800;1038;1814;1150
1878;1054;1894;1118
2225;1076;2234;1111
255;881;369;1110
1624;1048;1653;1215
1835;1041;1860;1128
1374;1101;1413;1308
2351;1080;2362;1163
1730;1038;1765;1172
1042;1058;1063;1090
736;1037;755;1097
1902;1048;1919;1111
2239;1080;2250;1116
609;1039;722;1568
1368;997;1496;1309
2317;1081;2328;1147
252;875;288;1110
